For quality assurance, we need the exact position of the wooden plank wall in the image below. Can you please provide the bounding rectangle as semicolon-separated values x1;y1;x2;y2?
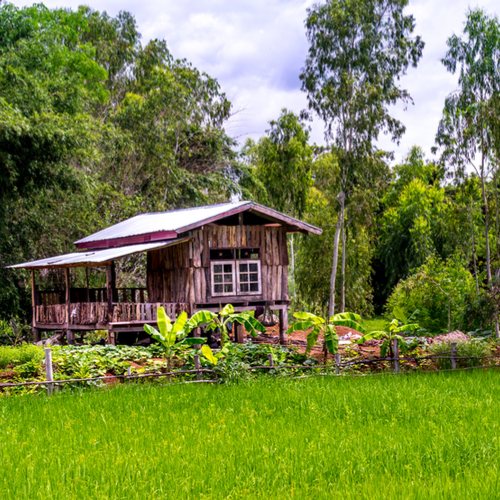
147;225;290;304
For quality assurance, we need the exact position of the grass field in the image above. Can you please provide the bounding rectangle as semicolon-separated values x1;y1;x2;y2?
1;371;500;499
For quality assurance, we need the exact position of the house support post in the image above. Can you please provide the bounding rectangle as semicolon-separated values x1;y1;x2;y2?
279;308;288;345
235;322;244;344
64;268;73;345
31;270;40;342
106;262;116;345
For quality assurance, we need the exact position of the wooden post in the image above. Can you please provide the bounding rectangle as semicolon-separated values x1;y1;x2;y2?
278;308;288;345
194;355;202;381
64;267;71;345
45;347;54;396
393;338;400;374
335;353;341;375
451;342;457;370
127;366;132;377
193;326;201;349
67;330;75;345
235;323;244;344
267;353;274;367
108;330;116;346
106;262;115;325
31;270;40;342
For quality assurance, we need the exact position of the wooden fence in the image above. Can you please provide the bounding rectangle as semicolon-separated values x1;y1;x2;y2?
0;339;498;396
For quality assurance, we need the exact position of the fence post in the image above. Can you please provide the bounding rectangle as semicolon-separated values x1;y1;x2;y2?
393;338;400;374
194;355;202;381
451;342;456;370
335;353;341;375
267;353;274;368
44;347;54;396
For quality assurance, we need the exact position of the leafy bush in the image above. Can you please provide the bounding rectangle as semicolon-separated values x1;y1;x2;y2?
428;340;492;370
0;344;43;369
387;254;475;333
0;347;15;369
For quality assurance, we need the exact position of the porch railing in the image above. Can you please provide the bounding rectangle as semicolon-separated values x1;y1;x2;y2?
35;301;190;327
39;288;148;306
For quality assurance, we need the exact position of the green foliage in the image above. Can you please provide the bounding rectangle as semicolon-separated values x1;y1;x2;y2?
0;343;43;369
287;310;364;357
357;309;420;357
429;340;492;370
188;304;266;345
242;109;313;218
3;372;500;497
387;254;476;333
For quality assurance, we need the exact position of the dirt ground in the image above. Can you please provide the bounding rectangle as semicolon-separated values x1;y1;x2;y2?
243;323;379;362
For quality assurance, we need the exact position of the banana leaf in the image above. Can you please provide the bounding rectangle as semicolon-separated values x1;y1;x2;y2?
323;324;339;354
330;312;362;323
393;323;420;334
306;326;320;353
286;320;314;335
231;313;266;337
393;306;407;324
187;310;218;330
144;323;163;342
220;304;234;316
172;311;188;337
157;306;170;338
180;337;205;346
330;318;366;334
356;330;386;344
201;345;218;365
293;312;324;324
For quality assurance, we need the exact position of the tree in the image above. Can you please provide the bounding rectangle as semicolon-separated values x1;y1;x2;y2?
434;8;500;335
300;0;424;317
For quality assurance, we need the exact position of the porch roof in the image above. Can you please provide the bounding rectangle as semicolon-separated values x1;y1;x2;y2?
7;238;191;270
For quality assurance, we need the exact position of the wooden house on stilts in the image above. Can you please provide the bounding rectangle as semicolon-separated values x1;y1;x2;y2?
8;202;322;345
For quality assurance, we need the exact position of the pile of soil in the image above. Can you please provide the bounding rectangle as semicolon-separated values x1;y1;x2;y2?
430;330;470;344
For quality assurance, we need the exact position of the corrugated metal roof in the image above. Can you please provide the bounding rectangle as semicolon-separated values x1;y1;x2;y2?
75;201;250;245
74;201;322;248
7;238;190;269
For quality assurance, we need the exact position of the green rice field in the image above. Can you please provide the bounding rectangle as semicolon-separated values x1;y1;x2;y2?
1;370;500;499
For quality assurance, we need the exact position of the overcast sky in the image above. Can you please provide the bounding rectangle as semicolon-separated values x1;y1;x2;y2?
9;0;500;163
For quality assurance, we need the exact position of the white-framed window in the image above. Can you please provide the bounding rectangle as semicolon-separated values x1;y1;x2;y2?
237;260;261;294
211;261;236;296
210;252;262;297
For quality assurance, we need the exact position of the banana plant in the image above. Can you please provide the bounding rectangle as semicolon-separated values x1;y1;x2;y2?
356;307;420;357
187;304;266;346
144;307;201;376
287;311;365;363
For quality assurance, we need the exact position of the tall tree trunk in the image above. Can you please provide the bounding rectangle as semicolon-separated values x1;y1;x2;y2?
329;191;345;318
340;219;346;313
468;203;480;297
481;152;492;282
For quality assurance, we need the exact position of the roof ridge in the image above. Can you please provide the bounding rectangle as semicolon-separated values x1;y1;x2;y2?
138;200;251;217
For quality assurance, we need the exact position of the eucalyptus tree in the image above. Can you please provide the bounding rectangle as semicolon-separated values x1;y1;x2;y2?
300;0;424;317
434;9;500;336
435;8;500;285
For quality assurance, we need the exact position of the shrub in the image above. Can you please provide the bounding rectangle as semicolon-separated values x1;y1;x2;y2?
387;254;475;333
0;344;44;370
0;347;15;369
429;340;492;370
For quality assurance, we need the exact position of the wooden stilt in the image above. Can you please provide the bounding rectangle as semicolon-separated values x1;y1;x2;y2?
279;308;288;345
31;270;41;342
235;322;244;344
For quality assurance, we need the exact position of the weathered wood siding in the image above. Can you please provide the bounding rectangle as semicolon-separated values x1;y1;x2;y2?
147;225;289;304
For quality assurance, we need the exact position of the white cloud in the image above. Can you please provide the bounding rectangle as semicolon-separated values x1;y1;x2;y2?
8;0;500;162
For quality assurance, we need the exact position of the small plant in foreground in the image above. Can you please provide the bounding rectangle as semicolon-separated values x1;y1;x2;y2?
187;304;266;345
357;307;420;357
287;311;365;362
144;307;201;375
